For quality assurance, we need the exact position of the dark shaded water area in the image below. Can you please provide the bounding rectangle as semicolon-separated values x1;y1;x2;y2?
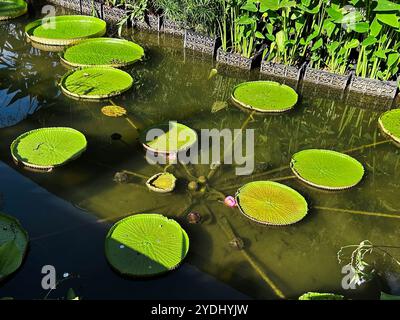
1;1;400;299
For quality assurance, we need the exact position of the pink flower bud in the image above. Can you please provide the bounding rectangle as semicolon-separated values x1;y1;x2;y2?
224;196;237;207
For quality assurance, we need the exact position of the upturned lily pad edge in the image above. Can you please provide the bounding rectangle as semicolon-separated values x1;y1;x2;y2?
378;110;400;145
0;0;28;21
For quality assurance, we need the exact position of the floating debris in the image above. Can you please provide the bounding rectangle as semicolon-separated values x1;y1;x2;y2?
229;237;244;250
188;181;198;191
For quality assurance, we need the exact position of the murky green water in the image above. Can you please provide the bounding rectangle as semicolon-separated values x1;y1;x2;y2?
1;2;400;299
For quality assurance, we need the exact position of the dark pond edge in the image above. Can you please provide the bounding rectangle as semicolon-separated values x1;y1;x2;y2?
44;0;400;102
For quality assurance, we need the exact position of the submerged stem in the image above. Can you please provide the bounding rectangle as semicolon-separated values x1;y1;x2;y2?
316;206;400;220
342;140;391;154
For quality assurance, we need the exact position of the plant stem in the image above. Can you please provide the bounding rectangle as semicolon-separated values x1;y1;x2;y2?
316;206;400;220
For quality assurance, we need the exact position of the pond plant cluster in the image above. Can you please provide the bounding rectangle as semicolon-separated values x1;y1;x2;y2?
1;0;400;300
101;0;400;85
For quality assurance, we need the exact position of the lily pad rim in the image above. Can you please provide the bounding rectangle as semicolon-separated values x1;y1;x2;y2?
0;0;28;21
60;37;145;68
10;127;87;171
290;149;365;191
378;109;400;144
235;180;309;226
231;80;299;113
104;213;190;277
60;66;134;100
25;15;107;46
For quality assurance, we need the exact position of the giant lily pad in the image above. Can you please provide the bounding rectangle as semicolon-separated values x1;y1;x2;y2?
378;109;400;144
25;15;106;46
299;292;345;300
290;149;364;190
235;181;308;226
0;0;27;21
146;172;177;193
11;127;87;171
60;67;133;100
61;38;145;68
140;122;197;154
0;213;28;281
231;81;298;113
105;214;189;277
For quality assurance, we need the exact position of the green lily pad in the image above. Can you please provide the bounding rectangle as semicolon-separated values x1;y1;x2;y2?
60;67;133;100
25;15;106;46
146;172;177;193
11;127;87;171
299;292;345;300
380;292;400;300
235;181;308;226
0;0;27;20
61;38;145;68
105;214;189;277
291;149;364;190
378;109;400;144
231;81;298;113
140;122;197;154
0;213;28;281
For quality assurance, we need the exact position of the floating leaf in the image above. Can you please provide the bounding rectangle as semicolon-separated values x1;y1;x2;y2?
380;292;400;300
231;81;298;113
235;181;308;226
211;101;228;113
25;15;107;46
140;122;197;154
62;38;144;68
208;68;218;80
105;214;189;277
291;149;364;190
299;292;345;300
60;67;133;100
146;172;177;193
378;109;400;144
0;0;27;20
0;213;28;282
101;105;127;117
11;127;87;170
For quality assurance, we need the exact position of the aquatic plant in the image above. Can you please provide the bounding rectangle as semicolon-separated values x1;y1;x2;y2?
231;81;298;113
146;172;177;193
337;240;400;286
0;213;28;282
235;181;308;226
25;15;107;46
139;122;197;154
105;214;189;276
10;127;87;171
298;292;345;300
290;149;365;190
62;38;144;68
0;0;27;21
378;109;400;144
60;67;134;99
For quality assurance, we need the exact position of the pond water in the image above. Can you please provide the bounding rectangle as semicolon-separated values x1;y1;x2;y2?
1;1;400;299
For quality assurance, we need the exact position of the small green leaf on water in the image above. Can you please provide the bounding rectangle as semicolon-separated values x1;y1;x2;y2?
66;288;79;300
208;68;218;80
211;101;228;113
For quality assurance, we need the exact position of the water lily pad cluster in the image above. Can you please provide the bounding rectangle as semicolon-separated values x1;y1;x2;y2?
0;213;28;281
